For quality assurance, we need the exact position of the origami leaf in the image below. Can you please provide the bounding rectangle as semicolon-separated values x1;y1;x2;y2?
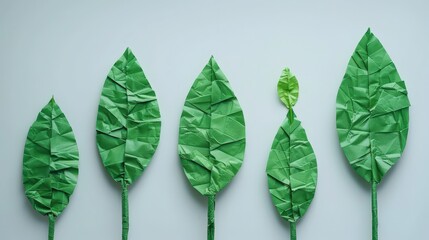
178;56;246;240
23;97;79;240
336;29;410;240
277;68;299;109
267;68;317;240
96;48;161;240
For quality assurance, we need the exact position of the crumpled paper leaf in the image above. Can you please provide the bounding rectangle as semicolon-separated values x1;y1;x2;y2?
336;28;410;240
277;68;299;108
96;48;161;240
178;56;245;240
267;68;317;240
336;29;410;184
23;97;79;240
178;56;246;196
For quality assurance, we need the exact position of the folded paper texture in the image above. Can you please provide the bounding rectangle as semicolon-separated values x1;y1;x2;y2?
267;116;317;222
23;97;79;240
336;29;410;184
96;48;161;186
178;56;246;240
178;56;245;196
96;48;161;240
266;68;317;240
336;29;410;240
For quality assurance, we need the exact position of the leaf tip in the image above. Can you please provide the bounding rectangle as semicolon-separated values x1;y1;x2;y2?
209;55;215;62
123;47;135;59
282;67;291;75
208;55;218;67
365;27;374;39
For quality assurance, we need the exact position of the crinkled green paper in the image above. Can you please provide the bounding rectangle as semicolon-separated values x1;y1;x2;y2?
267;68;317;240
96;48;161;185
178;56;245;240
267;116;317;221
178;56;245;196
277;68;299;108
96;48;161;240
23;97;79;240
336;29;410;184
336;29;410;240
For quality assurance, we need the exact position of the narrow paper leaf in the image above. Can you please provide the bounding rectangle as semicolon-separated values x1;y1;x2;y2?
178;56;246;196
336;29;410;184
23;97;79;239
96;48;161;240
267;115;317;223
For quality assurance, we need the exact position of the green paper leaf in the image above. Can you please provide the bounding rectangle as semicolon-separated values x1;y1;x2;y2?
336;29;410;184
96;48;161;240
277;68;299;108
23;97;79;239
178;56;246;196
96;48;161;185
267;69;317;226
267;115;317;223
23;97;79;217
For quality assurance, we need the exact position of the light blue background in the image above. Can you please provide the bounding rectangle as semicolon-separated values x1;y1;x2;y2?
1;0;428;239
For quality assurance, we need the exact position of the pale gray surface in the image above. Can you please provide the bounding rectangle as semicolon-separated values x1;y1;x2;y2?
0;0;428;239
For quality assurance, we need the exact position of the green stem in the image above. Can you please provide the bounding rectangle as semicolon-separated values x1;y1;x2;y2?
290;221;296;240
48;214;55;240
372;181;378;240
122;181;129;240
287;108;294;123
207;195;215;240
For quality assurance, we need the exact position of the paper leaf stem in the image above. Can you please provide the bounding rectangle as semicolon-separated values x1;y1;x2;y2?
23;97;79;240
267;68;317;240
336;29;410;240
178;56;246;240
96;48;161;240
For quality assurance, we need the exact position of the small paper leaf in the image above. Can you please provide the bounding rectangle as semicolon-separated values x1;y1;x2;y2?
23;97;79;218
96;48;161;185
336;29;410;183
267;114;317;223
178;56;246;196
277;68;299;108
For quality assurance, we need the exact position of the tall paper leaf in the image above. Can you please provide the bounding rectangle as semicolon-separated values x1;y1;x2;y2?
336;29;410;240
267;68;317;240
96;48;161;240
178;56;246;240
23;97;79;240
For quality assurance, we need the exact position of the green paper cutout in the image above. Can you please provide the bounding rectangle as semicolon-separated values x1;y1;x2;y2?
336;28;410;240
96;48;161;240
277;68;299;109
178;56;246;240
23;97;79;240
267;68;317;240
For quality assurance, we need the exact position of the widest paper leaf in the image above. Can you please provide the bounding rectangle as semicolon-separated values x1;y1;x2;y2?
336;29;410;183
23;98;79;217
267;115;317;223
96;48;161;185
178;56;246;196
